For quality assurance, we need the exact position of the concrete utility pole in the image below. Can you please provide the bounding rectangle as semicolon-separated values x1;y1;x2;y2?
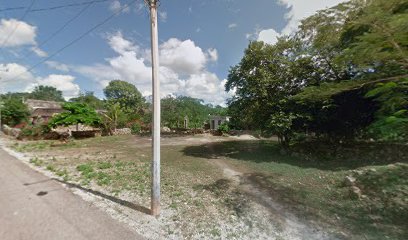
145;0;161;216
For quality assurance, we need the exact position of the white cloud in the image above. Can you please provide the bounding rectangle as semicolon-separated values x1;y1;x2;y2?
109;51;151;83
109;0;130;13
159;38;207;75
108;31;137;55
158;11;168;22
31;46;47;57
0;63;35;93
29;75;80;100
45;61;70;72
258;28;280;45
228;23;238;29
0;19;36;47
251;0;347;45
76;64;120;89
0;18;47;57
180;73;232;106
207;48;218;62
278;0;348;34
75;32;229;105
0;63;80;99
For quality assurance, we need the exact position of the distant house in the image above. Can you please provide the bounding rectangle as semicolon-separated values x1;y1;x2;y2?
25;99;63;124
209;116;230;130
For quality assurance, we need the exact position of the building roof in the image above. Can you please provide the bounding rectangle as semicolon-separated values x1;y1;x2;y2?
25;99;62;110
209;115;230;120
31;108;64;117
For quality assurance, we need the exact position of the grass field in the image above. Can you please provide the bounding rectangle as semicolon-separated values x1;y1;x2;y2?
9;135;408;239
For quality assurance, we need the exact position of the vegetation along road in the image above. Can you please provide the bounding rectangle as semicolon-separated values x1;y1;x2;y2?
4;134;407;239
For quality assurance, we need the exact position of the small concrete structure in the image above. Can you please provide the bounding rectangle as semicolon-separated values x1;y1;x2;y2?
209;116;230;130
183;116;189;129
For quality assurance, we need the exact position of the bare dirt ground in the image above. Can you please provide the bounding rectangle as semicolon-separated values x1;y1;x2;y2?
2;134;342;240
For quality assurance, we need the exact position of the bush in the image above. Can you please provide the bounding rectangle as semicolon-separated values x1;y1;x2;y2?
0;97;30;127
218;122;230;134
130;122;141;134
18;124;50;140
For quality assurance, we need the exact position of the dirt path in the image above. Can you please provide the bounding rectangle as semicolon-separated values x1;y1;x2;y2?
211;158;338;240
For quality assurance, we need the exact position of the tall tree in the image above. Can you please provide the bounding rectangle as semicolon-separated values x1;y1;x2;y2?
29;85;65;102
69;91;104;110
103;80;145;115
161;95;227;129
226;38;315;142
339;0;408;76
227;0;408;143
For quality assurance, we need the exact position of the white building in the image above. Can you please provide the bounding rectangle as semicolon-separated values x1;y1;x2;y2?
209;116;230;130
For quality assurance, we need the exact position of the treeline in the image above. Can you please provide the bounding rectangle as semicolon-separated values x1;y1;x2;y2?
226;0;408;145
0;86;64;126
0;80;227;132
162;96;226;129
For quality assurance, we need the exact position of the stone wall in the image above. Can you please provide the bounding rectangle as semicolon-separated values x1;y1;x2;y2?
1;125;21;137
113;128;132;135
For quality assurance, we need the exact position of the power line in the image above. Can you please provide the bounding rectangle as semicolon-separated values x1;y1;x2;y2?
3;0;139;84
30;0;110;12
0;6;25;12
0;0;37;49
0;0;109;13
23;1;94;60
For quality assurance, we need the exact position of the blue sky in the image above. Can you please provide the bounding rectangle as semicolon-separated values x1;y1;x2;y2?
0;0;346;105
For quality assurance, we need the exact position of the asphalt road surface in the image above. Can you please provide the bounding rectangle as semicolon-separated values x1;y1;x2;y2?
0;147;143;240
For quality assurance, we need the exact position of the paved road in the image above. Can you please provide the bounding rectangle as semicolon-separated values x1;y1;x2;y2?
0;147;143;240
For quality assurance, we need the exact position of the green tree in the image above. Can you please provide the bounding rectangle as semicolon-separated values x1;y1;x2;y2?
339;0;408;75
49;102;101;130
365;78;408;141
0;97;30;126
297;1;359;83
29;85;65;102
100;102;127;134
161;95;226;129
227;0;408;144
226;38;314;136
69;91;104;110
103;80;144;115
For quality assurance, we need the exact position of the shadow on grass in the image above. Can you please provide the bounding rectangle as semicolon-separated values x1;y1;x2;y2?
53;178;151;215
182;140;407;171
194;179;251;218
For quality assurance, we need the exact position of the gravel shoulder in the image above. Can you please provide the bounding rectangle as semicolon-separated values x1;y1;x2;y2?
0;139;143;240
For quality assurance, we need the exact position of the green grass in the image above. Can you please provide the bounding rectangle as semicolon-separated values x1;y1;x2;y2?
29;157;44;167
18;135;407;239
182;140;408;239
97;161;112;170
46;164;56;172
12;140;78;152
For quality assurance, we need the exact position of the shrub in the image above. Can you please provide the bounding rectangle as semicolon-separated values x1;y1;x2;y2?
130;122;141;134
18;124;50;140
218;122;230;134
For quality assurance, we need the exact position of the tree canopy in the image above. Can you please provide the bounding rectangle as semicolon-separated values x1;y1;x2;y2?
48;102;101;129
69;91;104;110
29;85;65;102
161;95;227;129
103;80;145;115
226;0;408;143
0;97;30;127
